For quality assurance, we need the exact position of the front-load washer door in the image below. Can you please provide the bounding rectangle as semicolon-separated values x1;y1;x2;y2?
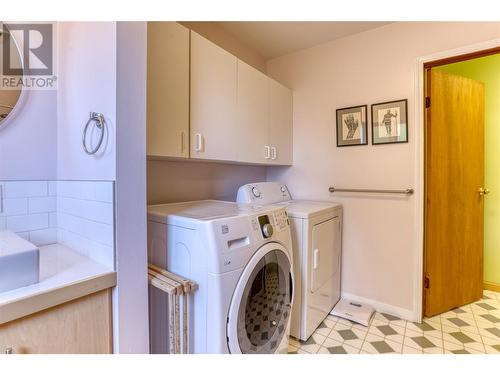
227;243;292;354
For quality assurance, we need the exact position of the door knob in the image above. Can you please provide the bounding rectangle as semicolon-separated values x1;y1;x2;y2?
478;187;490;196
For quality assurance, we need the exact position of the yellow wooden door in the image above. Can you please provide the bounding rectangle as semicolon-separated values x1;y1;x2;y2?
425;69;485;317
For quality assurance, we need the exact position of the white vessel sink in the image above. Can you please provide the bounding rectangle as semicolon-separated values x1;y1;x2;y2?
0;231;39;293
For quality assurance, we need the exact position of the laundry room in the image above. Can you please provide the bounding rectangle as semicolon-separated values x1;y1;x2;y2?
1;2;500;367
145;21;500;355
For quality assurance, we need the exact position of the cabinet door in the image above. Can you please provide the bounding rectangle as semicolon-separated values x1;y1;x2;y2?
190;32;238;161
310;218;339;294
0;289;112;354
237;61;270;164
147;22;190;158
269;79;293;165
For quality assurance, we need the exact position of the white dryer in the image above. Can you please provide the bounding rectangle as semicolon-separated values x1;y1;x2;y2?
237;182;342;341
147;200;294;354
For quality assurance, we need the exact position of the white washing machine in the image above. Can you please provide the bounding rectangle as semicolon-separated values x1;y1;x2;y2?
147;200;294;354
237;182;342;341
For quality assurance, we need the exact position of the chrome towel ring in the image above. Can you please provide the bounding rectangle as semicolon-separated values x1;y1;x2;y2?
82;112;106;155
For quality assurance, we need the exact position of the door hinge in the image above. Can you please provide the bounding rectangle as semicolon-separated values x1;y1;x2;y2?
425;97;431;108
424;275;430;289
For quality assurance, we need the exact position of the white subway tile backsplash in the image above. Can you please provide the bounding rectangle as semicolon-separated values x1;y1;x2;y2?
4;181;48;198
58;228;114;269
49;212;57;228
29;228;58;246
57;212;113;247
0;180;115;270
0;198;28;216
28;196;57;214
16;231;30;241
48;181;57;196
6;213;49;232
57;197;113;224
85;220;113;247
94;183;114;203
57;181;114;203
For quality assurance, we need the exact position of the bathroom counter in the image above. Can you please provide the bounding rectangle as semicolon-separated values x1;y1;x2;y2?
0;244;116;325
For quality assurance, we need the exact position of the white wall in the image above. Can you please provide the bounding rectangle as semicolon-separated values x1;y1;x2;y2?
266;22;500;320
0;91;57;180
55;21;149;353
57;22;117;181
115;22;149;354
147;160;267;204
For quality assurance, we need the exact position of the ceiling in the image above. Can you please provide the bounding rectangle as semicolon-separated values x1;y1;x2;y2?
216;22;392;59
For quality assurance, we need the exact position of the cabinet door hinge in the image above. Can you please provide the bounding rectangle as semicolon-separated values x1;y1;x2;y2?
424;275;430;289
425;97;431;108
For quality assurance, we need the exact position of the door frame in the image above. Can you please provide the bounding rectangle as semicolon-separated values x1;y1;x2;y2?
414;39;500;321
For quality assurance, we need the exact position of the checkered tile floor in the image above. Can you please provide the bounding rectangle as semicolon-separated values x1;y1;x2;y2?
288;290;500;354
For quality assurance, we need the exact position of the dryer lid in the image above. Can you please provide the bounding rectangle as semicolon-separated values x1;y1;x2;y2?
277;200;341;219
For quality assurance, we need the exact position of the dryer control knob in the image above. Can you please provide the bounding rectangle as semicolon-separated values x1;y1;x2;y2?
252;187;261;198
262;223;274;238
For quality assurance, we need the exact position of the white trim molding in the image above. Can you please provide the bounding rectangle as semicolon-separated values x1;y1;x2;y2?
413;38;500;324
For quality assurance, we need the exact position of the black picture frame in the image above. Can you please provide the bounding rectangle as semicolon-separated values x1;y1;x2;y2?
335;105;368;147
371;99;408;145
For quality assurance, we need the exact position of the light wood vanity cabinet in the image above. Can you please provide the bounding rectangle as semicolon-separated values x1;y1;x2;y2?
147;23;293;165
0;289;113;354
147;22;190;158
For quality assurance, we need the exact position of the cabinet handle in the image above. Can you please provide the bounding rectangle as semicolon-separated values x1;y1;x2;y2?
271;147;277;160
5;347;13;354
194;133;203;152
265;145;271;160
180;131;185;154
313;249;320;270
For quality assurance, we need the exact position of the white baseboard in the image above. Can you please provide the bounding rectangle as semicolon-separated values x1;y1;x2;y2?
341;292;419;323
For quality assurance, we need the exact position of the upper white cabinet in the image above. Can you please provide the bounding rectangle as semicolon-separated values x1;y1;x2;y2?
237;61;270;164
236;61;293;165
268;79;293;165
147;24;293;165
147;22;190;158
190;32;239;162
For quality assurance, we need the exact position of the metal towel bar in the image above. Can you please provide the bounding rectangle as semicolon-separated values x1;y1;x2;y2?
328;187;414;195
82;112;105;155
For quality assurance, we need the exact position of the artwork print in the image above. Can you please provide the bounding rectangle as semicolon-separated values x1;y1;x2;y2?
336;105;368;147
371;100;408;145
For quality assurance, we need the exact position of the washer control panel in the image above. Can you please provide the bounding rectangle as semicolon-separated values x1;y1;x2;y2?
251;207;289;239
258;215;273;238
272;208;289;231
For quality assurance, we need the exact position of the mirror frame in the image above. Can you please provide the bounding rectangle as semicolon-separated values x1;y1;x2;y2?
0;22;28;132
